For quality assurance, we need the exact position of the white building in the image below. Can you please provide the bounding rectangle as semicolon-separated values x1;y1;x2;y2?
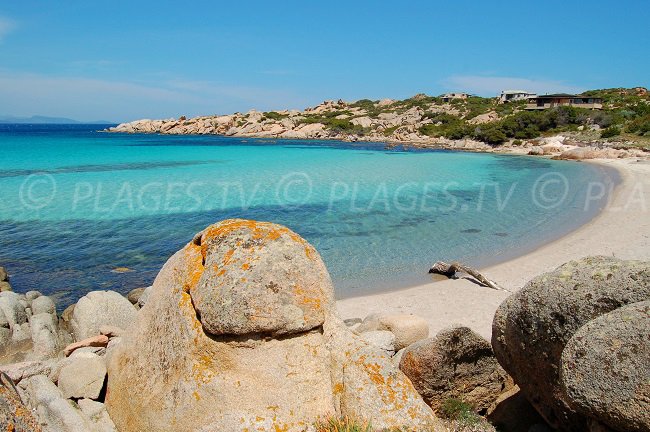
440;92;470;102
499;90;537;103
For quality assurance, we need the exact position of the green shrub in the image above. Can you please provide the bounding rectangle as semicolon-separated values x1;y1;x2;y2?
473;125;507;144
262;111;287;121
440;398;480;425
626;114;650;135
600;126;621;138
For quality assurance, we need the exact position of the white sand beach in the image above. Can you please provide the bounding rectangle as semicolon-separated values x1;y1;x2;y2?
337;158;650;340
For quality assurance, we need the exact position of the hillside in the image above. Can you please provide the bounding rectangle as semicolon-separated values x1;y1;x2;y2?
108;87;650;151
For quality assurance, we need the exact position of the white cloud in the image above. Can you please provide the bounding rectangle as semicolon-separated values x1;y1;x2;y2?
0;71;310;122
0;16;16;42
442;75;584;96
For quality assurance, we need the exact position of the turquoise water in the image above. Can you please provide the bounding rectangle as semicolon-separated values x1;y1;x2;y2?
0;124;616;307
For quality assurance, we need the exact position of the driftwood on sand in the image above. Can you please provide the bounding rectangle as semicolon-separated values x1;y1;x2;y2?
429;261;508;291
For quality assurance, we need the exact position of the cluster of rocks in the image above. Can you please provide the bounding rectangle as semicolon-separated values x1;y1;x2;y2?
1;229;648;432
0;287;141;432
1;289;71;363
348;313;515;418
492;256;650;432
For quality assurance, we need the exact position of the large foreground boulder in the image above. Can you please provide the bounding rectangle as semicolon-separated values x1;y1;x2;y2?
71;291;137;341
492;256;650;431
106;219;439;432
561;300;650;432
400;326;511;414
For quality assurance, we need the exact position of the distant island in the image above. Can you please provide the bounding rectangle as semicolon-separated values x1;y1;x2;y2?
108;87;650;154
0;115;114;124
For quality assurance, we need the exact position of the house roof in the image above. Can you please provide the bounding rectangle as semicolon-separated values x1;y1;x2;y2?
501;90;535;94
537;93;578;98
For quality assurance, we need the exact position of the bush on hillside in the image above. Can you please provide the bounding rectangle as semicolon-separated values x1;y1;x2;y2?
600;126;621;138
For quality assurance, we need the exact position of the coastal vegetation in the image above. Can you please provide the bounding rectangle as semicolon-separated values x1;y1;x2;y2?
109;87;650;153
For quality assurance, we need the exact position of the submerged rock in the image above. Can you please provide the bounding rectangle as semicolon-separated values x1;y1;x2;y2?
492;256;650;431
105;219;439;432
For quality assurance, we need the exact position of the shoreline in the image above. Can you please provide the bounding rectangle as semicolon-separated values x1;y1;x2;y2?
336;157;650;340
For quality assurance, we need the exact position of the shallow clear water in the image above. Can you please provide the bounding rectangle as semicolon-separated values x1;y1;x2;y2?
0;124;617;307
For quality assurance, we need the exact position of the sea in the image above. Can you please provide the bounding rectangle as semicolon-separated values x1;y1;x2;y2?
0;124;618;307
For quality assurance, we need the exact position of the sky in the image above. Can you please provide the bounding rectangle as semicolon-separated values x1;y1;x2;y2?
0;1;648;123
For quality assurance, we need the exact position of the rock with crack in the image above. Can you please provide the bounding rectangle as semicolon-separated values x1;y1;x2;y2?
106;219;440;432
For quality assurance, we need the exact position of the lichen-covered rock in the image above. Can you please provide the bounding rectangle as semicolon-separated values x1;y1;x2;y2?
400;326;511;414
325;316;441;431
190;219;334;336
106;219;439;432
0;383;42;432
492;256;650;431
71;291;137;341
560;301;650;432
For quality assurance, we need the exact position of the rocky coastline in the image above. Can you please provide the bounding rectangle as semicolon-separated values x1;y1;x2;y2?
1;220;648;431
106;96;649;161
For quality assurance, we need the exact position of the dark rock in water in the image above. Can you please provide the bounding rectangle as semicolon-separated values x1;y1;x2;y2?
0;267;7;282
561;300;650;432
400;326;512;414
492;256;650;432
460;228;481;234
493;232;508;237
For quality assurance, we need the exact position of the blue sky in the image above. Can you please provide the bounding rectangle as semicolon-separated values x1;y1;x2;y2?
0;1;648;122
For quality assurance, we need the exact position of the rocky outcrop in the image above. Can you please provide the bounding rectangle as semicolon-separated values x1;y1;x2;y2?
400;327;512;414
560;300;650;432
492;256;650;431
105;219;440;432
0;291;70;364
70;291;137;341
